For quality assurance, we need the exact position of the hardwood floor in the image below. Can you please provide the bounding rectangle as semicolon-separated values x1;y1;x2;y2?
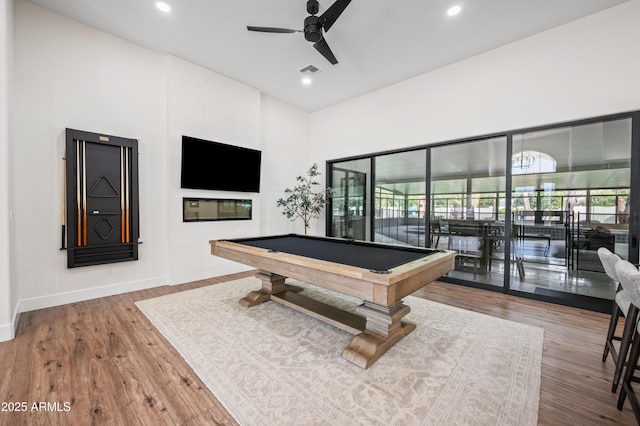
0;271;636;425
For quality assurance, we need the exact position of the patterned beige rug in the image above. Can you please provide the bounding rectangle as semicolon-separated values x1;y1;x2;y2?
136;277;543;426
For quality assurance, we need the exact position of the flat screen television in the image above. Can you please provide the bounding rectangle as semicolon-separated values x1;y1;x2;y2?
180;136;262;192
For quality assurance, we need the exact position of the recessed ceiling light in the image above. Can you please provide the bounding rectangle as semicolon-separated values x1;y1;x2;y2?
301;76;313;86
447;5;462;16
156;2;171;13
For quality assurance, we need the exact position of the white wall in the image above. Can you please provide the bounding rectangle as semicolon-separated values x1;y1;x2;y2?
309;0;640;163
11;0;170;308
165;56;263;285
259;95;313;235
0;0;14;341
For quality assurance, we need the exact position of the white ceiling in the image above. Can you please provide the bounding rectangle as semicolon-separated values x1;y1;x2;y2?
25;0;629;112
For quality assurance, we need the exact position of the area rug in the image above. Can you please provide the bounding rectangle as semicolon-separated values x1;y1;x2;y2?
136;277;543;426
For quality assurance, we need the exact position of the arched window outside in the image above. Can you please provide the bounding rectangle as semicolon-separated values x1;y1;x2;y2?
512;150;557;175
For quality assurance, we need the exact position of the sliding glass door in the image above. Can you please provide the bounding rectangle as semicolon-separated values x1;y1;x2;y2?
326;110;640;310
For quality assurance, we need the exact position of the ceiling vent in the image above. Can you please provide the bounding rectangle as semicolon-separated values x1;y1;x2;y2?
299;64;322;74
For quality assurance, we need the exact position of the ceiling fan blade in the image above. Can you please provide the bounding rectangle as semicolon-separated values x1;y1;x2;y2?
318;0;352;32
247;26;301;34
313;37;338;65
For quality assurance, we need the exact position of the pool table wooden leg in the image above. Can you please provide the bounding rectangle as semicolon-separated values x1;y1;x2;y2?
239;271;303;308
342;300;416;369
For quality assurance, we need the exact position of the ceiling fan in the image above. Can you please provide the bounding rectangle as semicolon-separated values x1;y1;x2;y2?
247;0;352;65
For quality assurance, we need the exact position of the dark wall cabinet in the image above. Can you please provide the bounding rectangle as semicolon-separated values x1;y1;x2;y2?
65;128;139;268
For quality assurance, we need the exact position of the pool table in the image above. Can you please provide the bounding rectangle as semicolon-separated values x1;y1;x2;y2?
209;234;456;368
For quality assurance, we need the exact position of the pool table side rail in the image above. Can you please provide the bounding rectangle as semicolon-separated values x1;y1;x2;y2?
210;239;456;306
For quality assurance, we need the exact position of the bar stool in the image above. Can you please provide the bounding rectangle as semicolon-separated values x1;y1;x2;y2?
599;249;639;392
616;261;640;421
599;249;622;360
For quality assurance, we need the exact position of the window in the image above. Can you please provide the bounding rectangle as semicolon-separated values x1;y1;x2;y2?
512;150;557;175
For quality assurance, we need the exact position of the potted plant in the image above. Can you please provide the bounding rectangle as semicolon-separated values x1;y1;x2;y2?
276;163;332;235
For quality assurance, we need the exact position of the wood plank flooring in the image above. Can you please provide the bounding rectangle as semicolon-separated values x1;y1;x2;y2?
0;271;636;425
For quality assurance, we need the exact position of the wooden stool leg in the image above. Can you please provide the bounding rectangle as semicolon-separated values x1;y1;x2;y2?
618;327;640;422
613;305;639;393
603;302;621;362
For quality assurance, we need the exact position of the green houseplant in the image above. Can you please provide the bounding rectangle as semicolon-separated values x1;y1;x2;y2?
276;163;332;235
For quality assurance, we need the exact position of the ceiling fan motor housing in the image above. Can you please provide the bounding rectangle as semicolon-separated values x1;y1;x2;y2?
306;0;319;15
304;15;323;42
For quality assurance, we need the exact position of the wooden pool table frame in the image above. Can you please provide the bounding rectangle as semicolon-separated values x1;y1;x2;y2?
210;235;456;368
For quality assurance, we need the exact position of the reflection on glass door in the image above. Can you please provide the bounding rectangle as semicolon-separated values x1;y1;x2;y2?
511;118;632;300
330;159;370;240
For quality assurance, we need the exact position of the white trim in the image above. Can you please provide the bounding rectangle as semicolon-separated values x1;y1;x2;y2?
16;276;168;315
0;321;13;342
0;300;18;342
12;300;19;334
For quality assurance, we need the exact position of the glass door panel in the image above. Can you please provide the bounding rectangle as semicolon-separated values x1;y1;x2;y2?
431;137;507;288
330;159;371;241
374;150;427;246
511;118;632;300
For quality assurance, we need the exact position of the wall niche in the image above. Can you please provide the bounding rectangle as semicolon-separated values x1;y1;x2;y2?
183;198;252;222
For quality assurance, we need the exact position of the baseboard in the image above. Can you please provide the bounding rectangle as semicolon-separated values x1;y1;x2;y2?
17;275;168;315
0;320;13;342
0;300;20;342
